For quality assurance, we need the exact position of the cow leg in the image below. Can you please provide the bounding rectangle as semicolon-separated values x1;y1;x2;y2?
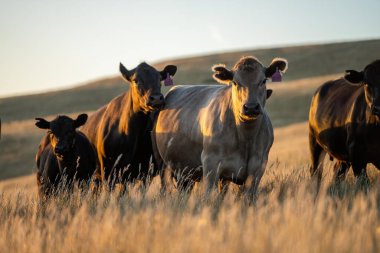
332;161;350;183
309;131;325;188
244;157;266;202
177;177;195;193
349;143;370;189
90;167;102;195
99;156;115;191
351;160;369;187
160;165;175;194
202;155;220;198
352;162;370;189
102;159;118;192
218;179;229;199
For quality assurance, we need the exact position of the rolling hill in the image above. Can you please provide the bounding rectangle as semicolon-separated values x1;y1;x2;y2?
0;39;379;180
1;39;379;123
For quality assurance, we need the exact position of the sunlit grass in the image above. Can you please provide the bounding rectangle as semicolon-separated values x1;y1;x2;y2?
0;162;379;253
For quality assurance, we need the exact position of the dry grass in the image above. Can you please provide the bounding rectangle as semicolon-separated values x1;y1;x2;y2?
0;122;379;253
1;39;380;251
0;167;378;253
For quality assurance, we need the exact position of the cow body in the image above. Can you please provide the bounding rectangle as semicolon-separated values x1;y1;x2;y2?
154;56;288;195
35;114;97;197
81;92;155;185
309;60;380;184
81;62;177;190
155;85;274;188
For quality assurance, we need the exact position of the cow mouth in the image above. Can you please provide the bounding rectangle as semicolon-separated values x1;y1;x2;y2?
55;153;65;160
147;101;165;110
239;112;261;122
55;151;71;160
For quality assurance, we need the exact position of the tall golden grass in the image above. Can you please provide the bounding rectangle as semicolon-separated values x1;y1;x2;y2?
1;74;379;252
0;164;379;253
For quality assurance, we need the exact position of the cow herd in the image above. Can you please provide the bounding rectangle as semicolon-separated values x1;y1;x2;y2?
34;56;380;198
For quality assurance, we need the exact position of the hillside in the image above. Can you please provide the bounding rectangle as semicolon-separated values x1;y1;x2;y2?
1;39;379;123
0;75;338;180
0;39;379;181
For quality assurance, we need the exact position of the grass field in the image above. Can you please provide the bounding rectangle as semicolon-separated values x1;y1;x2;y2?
0;39;379;252
0;122;379;253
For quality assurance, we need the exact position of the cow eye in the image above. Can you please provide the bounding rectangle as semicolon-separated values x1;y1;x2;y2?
261;79;267;86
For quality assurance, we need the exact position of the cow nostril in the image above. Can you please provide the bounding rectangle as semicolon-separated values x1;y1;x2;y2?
254;104;260;110
149;96;155;101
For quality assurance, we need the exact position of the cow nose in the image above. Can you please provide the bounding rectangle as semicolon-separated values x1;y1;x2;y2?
54;146;65;155
243;103;261;116
148;94;165;107
372;105;380;115
149;94;164;102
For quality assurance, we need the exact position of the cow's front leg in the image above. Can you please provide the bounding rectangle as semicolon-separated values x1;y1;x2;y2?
160;165;175;194
332;161;350;183
244;155;266;201
201;153;220;199
348;143;370;189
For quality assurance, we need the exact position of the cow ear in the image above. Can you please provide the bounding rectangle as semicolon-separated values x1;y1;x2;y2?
74;114;88;128
266;89;273;99
212;64;234;85
160;65;177;80
266;58;288;78
344;70;364;84
120;62;134;82
35;118;50;129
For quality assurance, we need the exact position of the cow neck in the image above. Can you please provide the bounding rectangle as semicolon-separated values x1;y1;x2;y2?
119;88;150;135
355;91;380;126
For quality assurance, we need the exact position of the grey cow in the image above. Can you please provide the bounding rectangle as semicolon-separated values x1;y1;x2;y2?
153;56;288;197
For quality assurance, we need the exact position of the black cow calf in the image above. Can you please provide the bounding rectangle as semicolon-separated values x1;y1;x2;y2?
35;114;97;197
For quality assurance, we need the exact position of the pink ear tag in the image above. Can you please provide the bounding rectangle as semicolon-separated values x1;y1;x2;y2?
271;68;282;82
164;73;174;86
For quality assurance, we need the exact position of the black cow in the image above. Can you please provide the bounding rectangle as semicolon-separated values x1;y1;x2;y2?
309;60;380;186
35;114;97;197
81;62;177;192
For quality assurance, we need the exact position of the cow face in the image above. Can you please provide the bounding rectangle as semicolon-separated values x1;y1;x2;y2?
35;114;88;159
120;62;177;113
345;60;380;116
212;56;287;122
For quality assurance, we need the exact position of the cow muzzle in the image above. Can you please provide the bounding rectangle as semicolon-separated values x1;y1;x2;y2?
242;103;262;118
54;145;70;159
147;94;165;109
371;105;380;116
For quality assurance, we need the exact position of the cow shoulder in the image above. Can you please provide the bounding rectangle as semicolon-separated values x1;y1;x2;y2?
36;134;51;167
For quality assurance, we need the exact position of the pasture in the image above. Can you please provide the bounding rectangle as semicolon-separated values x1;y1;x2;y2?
0;40;379;252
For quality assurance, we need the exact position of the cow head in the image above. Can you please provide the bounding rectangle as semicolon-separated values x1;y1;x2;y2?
35;114;88;159
212;56;287;123
345;60;380;116
119;62;177;113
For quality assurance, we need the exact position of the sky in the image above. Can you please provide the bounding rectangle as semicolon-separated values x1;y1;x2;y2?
0;0;379;97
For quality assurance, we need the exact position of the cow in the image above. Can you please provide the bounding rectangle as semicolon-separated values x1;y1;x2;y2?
309;59;380;187
35;114;97;197
80;62;177;192
153;56;288;197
